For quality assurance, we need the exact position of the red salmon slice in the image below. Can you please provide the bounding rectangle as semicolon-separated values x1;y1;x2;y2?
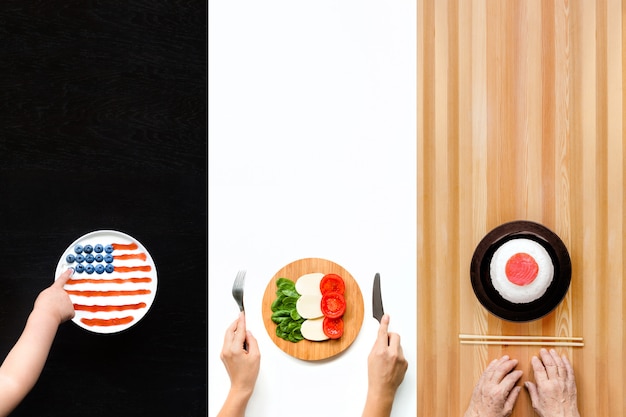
505;252;539;286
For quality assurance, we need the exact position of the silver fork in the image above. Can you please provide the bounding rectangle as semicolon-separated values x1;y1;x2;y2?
232;270;246;312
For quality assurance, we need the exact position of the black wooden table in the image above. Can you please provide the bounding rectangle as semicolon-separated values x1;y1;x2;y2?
0;2;206;416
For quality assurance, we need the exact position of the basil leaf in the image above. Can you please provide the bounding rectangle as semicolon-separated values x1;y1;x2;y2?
271;278;305;343
290;309;301;320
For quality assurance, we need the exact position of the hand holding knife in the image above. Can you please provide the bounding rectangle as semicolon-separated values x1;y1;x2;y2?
364;272;408;414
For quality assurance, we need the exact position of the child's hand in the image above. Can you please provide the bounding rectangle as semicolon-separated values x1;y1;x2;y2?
33;269;75;324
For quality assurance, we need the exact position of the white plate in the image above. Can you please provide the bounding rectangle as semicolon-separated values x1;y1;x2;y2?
55;230;158;334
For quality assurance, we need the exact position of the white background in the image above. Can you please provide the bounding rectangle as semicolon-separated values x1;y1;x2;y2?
209;2;417;416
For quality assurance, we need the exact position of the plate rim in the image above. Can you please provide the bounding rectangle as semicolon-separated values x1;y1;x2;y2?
470;220;572;322
261;257;364;361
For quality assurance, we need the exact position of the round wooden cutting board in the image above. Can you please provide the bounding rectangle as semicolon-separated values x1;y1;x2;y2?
262;258;364;361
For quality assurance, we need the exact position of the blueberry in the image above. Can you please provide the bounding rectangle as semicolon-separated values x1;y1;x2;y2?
74;245;84;254
95;264;105;274
94;244;104;253
75;254;85;263
104;245;113;253
66;254;76;263
85;264;95;274
105;264;114;273
85;254;95;263
83;244;93;254
75;264;85;273
95;254;104;262
104;254;114;263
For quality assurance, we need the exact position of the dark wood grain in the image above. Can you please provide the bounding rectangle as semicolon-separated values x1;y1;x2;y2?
0;1;206;416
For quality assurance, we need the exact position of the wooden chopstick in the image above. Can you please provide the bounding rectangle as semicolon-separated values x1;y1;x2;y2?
459;334;583;341
460;340;584;347
459;334;584;347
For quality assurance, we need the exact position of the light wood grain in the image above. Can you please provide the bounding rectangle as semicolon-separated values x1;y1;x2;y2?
418;0;625;416
261;258;364;361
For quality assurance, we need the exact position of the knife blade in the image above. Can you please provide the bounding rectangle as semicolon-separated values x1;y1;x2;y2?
372;272;385;322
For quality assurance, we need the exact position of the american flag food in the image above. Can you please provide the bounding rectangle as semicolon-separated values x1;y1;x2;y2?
56;230;158;334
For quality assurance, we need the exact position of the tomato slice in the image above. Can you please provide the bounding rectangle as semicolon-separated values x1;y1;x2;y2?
323;316;344;339
320;292;346;318
320;273;345;295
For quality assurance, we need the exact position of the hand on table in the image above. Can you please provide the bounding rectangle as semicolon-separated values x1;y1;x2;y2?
525;349;580;417
463;355;523;417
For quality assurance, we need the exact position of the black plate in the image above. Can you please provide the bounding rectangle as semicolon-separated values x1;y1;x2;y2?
470;221;571;322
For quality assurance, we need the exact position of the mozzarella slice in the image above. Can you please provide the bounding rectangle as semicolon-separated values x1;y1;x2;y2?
295;273;324;296
300;317;329;341
296;294;323;319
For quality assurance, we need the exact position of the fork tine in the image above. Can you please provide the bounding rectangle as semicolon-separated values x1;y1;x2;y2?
232;270;246;312
234;270;246;289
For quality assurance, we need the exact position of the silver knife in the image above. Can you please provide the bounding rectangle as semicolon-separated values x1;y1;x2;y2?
372;272;385;322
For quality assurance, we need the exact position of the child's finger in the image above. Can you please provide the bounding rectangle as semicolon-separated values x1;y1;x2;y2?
53;268;75;288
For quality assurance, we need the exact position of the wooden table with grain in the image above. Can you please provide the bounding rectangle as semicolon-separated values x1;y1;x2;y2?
418;1;625;416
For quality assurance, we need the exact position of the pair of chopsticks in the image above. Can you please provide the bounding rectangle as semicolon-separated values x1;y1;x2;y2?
459;334;584;347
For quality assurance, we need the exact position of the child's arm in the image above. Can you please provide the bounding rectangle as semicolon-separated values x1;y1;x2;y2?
0;269;75;417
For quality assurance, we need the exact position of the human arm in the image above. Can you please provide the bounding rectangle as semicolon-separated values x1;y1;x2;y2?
217;312;261;417
0;269;75;417
361;314;408;417
525;348;580;417
463;355;523;417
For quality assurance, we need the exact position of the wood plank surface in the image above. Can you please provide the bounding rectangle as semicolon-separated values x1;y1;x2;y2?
418;0;625;416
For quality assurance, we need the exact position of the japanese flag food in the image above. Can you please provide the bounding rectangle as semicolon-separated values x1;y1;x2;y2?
489;238;554;304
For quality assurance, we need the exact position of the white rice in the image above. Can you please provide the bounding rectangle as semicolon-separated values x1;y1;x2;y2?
489;238;554;304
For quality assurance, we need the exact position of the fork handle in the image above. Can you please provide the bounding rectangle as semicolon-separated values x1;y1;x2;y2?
240;308;246;350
